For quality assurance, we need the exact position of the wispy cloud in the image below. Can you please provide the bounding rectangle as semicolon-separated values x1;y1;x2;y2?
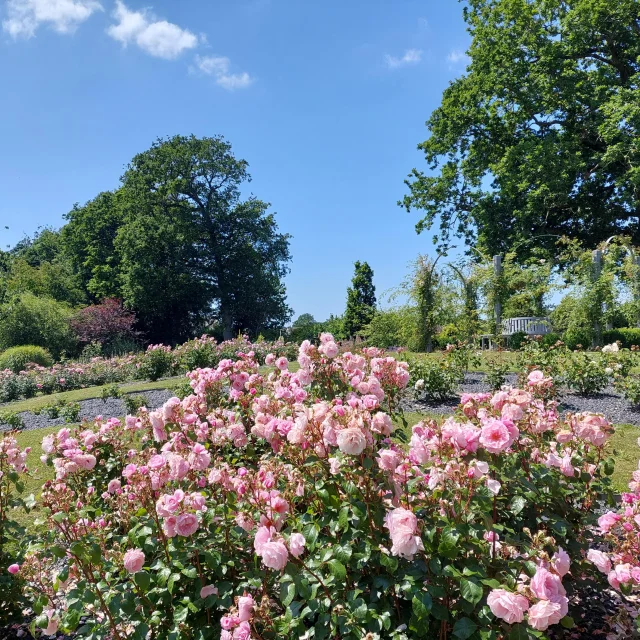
193;55;253;90
2;0;102;39
447;49;471;65
384;48;422;69
107;0;198;60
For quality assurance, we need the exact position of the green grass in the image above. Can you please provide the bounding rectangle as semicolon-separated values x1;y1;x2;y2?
1;376;187;414
609;424;640;492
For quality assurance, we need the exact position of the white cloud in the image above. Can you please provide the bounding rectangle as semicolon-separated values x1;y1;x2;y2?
3;0;102;39
447;49;471;65
107;0;198;59
194;55;253;90
384;48;422;69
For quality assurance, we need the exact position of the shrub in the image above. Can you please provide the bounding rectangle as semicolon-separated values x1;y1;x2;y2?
101;383;122;403
409;355;463;400
137;345;174;381
59;401;80;424
123;394;147;415
70;298;137;347
0;346;53;373
562;351;610;395
508;330;528;350
562;328;592;351
485;359;510;390
0;435;31;625
0;293;76;358
0;411;24;430
20;340;619;639
603;327;640;349
540;332;562;348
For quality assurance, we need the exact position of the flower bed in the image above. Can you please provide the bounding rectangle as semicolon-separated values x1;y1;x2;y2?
0;336;298;403
1;334;639;639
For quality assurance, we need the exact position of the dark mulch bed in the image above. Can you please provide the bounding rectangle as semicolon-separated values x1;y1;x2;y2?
0;389;177;432
402;372;640;427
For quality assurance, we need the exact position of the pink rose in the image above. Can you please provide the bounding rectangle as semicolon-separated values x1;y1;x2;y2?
200;584;218;599
527;599;563;630
479;420;512;454
487;589;529;624
260;540;289;570
107;479;121;494
530;568;565;600
377;449;402;472
175;513;199;537
233;621;252;640
371;412;394;436
551;547;570;577
254;526;273;554
289;533;306;558
123;549;145;573
614;563;633;584
237;594;255;622
276;357;288;371
598;511;620;533
7;563;19;575
384;508;423;559
336;427;366;455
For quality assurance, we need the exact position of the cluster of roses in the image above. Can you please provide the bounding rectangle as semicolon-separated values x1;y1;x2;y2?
374;377;617;633
41;426;98;478
0;433;29;473
587;455;640;593
488;555;570;631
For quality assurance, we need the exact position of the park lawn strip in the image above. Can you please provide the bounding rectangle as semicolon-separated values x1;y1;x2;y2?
609;424;640;492
1;376;187;414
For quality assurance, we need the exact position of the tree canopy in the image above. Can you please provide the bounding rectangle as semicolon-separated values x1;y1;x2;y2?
61;135;292;343
403;0;640;259
344;261;376;337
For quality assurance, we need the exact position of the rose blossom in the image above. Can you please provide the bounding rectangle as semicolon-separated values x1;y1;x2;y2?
551;548;570;577
7;563;19;575
487;589;529;624
260;540;289;570
175;513;199;537
289;533;306;558
237;594;255;622
479;419;513;454
123;549;145;573
200;584;218;598
336;427;366;455
530;567;565;600
527;599;563;630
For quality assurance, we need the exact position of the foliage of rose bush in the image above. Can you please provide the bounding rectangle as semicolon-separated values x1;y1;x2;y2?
0;336;298;403
0;433;33;624
9;334;631;639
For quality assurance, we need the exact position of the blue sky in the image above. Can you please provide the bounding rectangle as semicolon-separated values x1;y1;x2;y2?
0;0;471;322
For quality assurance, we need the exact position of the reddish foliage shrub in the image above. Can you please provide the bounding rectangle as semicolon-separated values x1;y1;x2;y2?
70;298;137;345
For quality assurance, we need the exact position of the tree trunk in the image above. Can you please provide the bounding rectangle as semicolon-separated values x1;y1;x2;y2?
222;307;233;340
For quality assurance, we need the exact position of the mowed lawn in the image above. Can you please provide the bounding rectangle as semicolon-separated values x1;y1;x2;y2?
8;409;638;529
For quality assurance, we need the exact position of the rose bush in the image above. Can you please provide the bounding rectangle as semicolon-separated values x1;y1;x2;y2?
13;335;628;639
0;336;298;403
0;434;33;624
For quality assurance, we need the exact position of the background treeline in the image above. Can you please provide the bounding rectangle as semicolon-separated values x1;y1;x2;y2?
0;135;293;358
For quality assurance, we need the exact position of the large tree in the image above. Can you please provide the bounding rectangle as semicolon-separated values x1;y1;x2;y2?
117;135;292;342
344;261;376;337
403;0;640;258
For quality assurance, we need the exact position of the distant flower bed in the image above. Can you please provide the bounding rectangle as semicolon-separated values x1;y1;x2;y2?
2;334;637;638
0;336;298;403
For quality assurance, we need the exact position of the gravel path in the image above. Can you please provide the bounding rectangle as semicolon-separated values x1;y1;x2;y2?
402;372;640;426
0;389;177;432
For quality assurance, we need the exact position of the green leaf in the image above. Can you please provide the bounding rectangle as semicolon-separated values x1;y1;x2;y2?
412;592;432;620
460;578;483;605
604;458;615;476
327;559;346;581
437;527;460;559
134;571;151;591
510;495;527;515
453;617;478;640
560;616;575;629
281;582;295;607
507;624;532;640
